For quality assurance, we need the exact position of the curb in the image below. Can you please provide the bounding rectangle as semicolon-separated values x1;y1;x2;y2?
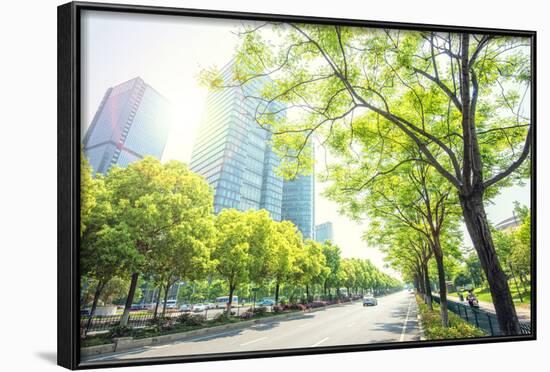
416;313;426;341
81;300;359;357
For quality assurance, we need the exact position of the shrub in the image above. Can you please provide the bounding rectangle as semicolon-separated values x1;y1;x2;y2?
273;305;284;313
288;303;307;311
416;295;485;340
251;306;267;316
109;325;133;338
177;313;206;327
307;301;327;308
240;311;255;319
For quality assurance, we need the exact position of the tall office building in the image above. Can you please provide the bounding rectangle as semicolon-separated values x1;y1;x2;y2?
315;222;334;243
281;154;315;239
190;62;285;221
82;77;171;174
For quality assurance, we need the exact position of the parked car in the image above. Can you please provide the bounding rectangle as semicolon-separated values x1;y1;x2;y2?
205;303;215;310
192;303;207;312
80;308;91;317
165;299;178;309
258;298;275;306
130;303;145;311
363;295;378;306
179;304;191;312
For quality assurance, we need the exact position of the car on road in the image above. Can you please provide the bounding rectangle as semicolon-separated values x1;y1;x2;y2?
192;303;207;312
205;303;215;310
257;298;275;306
363;295;378;306
179;304;191;312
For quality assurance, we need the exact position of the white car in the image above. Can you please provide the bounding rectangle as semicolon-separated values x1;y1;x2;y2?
179;304;191;312
192;303;207;312
363;296;378;306
165;299;178;309
205;303;215;310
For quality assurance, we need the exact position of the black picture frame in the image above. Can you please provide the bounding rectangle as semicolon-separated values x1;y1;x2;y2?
58;1;537;369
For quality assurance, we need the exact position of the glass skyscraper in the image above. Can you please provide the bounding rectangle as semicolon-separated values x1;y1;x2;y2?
190;62;315;237
281;147;315;239
82;77;171;174
190;62;284;221
315;222;334;243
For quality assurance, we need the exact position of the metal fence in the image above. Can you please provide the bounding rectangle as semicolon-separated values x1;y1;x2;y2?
80;306;257;333
431;295;531;336
80;311;183;332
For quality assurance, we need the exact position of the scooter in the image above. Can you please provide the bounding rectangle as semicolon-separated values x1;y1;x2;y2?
468;298;480;308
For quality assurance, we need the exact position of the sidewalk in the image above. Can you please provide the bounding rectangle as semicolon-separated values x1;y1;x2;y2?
446;294;531;322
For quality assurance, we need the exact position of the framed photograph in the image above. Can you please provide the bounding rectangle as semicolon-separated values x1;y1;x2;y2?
58;1;536;369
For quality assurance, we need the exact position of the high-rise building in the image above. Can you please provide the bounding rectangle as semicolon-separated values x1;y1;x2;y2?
315;222;334;243
281;161;315;239
190;62;285;221
82;77;171;174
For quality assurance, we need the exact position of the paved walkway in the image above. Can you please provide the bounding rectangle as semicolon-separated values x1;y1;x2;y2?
446;294;531;322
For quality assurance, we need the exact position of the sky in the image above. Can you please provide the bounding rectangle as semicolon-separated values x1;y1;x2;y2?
81;11;531;277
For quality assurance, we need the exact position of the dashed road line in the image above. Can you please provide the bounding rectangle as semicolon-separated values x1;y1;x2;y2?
399;298;413;342
240;336;267;346
311;337;329;347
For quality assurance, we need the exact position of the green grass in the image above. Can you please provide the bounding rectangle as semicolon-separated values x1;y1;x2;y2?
470;280;531;308
416;295;485;340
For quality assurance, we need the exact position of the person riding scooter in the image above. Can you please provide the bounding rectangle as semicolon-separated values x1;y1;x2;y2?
466;290;479;308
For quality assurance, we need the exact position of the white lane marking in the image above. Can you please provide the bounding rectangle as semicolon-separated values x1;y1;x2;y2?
85;329;242;361
240;336;268;346
400;298;413;342
150;344;170;349
311;337;329;347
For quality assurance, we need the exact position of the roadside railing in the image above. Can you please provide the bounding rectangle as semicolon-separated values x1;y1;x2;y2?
431;295;531;336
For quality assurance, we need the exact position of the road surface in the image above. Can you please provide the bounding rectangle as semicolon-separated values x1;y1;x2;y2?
83;290;418;363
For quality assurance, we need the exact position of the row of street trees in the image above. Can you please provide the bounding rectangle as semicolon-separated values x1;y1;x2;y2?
80;155;399;329
216;24;532;335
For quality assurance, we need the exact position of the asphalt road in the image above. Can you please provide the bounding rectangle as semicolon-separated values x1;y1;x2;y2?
83;290;419;363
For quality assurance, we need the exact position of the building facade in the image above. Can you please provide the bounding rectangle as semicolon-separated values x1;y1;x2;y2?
315;221;334;243
82;77;170;174
190;63;284;221
281;170;315;240
190;62;315;238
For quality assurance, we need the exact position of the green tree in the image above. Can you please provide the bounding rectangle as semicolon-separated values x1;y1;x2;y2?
218;24;531;335
212;209;254;312
268;220;303;304
321;241;342;297
292;239;327;301
102;157;215;326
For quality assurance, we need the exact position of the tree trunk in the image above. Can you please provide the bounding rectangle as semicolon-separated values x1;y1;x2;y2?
227;285;235;314
153;285;162;319
161;282;171;318
460;192;520;335
434;251;449;327
120;272;139;327
508;265;523;303
85;280;105;336
275;281;280;304
422;262;433;310
305;284;310;302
